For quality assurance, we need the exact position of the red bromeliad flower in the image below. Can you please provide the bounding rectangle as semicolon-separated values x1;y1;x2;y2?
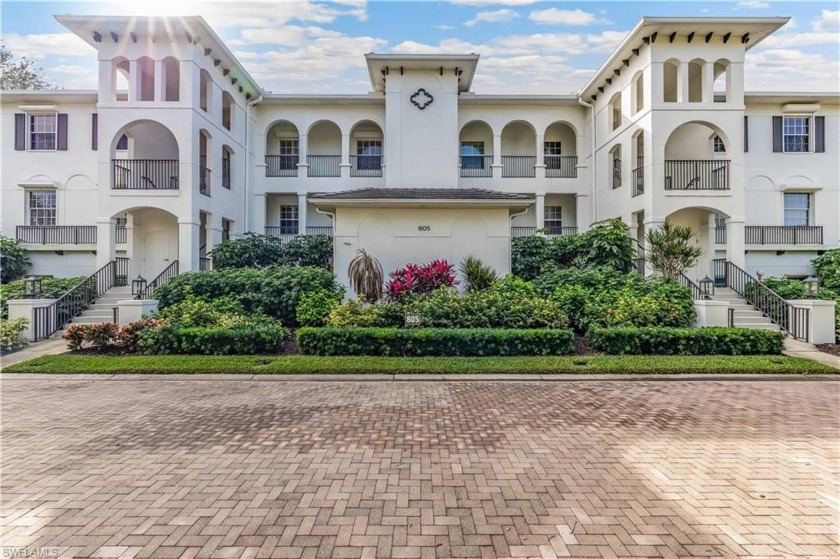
386;259;457;299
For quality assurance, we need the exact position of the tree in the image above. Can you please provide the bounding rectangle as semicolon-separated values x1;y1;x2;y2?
1;44;56;90
209;233;284;269
348;249;384;301
645;222;703;281
0;234;31;283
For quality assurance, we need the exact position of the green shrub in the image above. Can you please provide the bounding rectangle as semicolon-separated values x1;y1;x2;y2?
116;318;168;353
813;248;840;291
154;266;342;327
62;323;119;352
0;235;30;284
154;295;250;327
458;255;497;293
1;276;85;319
587;326;786;355
511;235;552;280
585;218;635;272
297;327;575;356
280;234;333;268
137;323;290;355
209;233;333;270
0;317;29;353
296;288;342;327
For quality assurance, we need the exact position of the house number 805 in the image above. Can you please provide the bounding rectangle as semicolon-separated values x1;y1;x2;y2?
417;225;431;232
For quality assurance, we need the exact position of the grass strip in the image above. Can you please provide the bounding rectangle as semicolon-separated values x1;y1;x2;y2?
2;354;835;375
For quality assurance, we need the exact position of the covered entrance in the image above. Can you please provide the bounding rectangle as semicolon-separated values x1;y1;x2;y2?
119;207;179;281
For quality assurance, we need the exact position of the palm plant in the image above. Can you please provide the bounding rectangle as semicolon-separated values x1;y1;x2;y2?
348;249;384;301
458;255;497;293
645;221;703;280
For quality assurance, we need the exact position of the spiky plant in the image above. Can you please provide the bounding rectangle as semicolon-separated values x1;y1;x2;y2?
458;255;497;293
348;249;384;301
645;221;703;280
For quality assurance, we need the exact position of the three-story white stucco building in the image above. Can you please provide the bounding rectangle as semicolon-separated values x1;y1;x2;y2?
2;15;838;290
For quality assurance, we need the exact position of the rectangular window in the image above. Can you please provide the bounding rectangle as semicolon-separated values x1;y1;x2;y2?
278;140;299;170
544;141;562;169
30;114;57;150
356;140;382;170
28;190;56;225
544;205;562;235
279;204;299;235
460;141;485;169
784;193;811;226
783;117;810;153
221;218;232;242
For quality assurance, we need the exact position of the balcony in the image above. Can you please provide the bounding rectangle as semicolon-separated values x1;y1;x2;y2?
350;154;382;177
16;225;127;245
502;156;536;178
714;225;823;245
545;156;578;178
265;225;334;243
307;155;341;178
265;155;299;177
664;160;730;191
511;226;578;239
631;157;644;197
112;159;179;190
460;155;493;178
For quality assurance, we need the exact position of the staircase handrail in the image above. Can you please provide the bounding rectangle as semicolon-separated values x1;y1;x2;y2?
137;260;179;300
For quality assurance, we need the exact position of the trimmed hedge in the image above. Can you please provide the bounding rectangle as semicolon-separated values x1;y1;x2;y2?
137;324;289;355
587;326;786;355
297;327;575;357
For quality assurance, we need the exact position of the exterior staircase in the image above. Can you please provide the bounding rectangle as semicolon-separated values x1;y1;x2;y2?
63;286;132;326
711;287;780;331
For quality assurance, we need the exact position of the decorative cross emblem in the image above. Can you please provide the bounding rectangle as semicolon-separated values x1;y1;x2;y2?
410;88;434;110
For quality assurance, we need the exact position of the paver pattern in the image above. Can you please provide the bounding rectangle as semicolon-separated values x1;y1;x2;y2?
1;379;838;558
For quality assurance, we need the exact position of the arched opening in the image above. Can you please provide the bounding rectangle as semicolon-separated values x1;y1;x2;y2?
222;92;234;131
137;57;155;101
631;131;644;196
307;120;341;177
199;129;211;196
110;120;179;190
663;58;679;103
113;57;130;102
664;206;727;282
459;121;493;177
350;120;383;177
713;59;730;103
265;120;300;177
199;69;211;113
162;57;179;102
544;121;577;178
609;93;622;130
664;122;731;190
222;145;233;189
116;207;179;280
688;59;704;103
500;120;536;178
632;70;644;114
609;144;622;189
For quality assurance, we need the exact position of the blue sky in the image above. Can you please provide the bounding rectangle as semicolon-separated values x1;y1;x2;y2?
2;1;838;94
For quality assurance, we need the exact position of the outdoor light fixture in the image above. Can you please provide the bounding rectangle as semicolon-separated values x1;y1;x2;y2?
23;275;41;298
804;276;819;298
700;275;715;299
131;275;147;297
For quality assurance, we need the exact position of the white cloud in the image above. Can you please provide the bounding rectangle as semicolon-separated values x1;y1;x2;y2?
744;48;839;91
465;9;519;27
46;64;98;89
2;33;93;60
435;24;456;31
736;1;769;9
812;9;839;32
528;8;609;26
450;0;536;5
760;32;840;49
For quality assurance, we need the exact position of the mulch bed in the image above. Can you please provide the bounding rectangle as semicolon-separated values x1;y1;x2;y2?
816;344;840;357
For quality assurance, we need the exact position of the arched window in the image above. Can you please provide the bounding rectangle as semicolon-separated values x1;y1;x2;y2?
688;59;704;103
199;70;211;113
663;59;679;103
609;144;622;188
138;57;155;101
162;57;180;102
113;57;130;101
610;93;622;131
714;59;730;103
222;146;233;189
632;71;644;114
222;92;234;130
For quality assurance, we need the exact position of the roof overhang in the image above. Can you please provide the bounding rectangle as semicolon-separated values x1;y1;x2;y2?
365;53;480;93
1;90;98;104
55;15;263;100
580;16;790;101
309;188;534;208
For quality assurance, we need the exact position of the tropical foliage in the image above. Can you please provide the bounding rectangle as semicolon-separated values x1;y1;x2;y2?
458;255;497;293
0;234;30;284
387;259;457;300
644;222;703;280
209;233;332;269
348;249;384;302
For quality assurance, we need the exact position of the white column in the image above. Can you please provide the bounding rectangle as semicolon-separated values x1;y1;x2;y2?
340;133;351;178
702;61;714;103
154;59;164;101
728;62;745;104
297;133;308;174
298;193;308;235
96;218;115;269
492;134;502;178
650;62;664;104
575;194;592;231
535;194;546;231
678;61;690;103
251;193;267;233
178;218;201;272
535;134;545;179
99;59;115;103
128;60;140;102
726;219;746;269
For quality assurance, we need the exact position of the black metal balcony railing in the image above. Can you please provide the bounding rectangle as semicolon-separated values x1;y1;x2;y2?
502;155;536;178
306;226;333;236
460;155;494;178
664;160;730;190
612;158;622;188
308;155;341;177
265;225;334;241
511;226;578;238
16;225;96;244
112;159;179;190
200;257;212;271
265;155;299;177
545;155;578;178
199;166;211;196
716;225;727;244
746;225;823;245
631;157;644;197
350;154;383;177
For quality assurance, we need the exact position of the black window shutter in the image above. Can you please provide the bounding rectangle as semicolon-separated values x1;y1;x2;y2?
744;115;749;152
14;113;26;150
772;116;783;152
815;116;825;153
57;113;68;150
91;113;98;150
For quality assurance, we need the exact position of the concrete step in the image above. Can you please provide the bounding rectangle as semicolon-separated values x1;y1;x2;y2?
67;316;116;325
732;323;781;331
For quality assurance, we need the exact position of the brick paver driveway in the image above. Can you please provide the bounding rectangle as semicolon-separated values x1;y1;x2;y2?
2;379;838;558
